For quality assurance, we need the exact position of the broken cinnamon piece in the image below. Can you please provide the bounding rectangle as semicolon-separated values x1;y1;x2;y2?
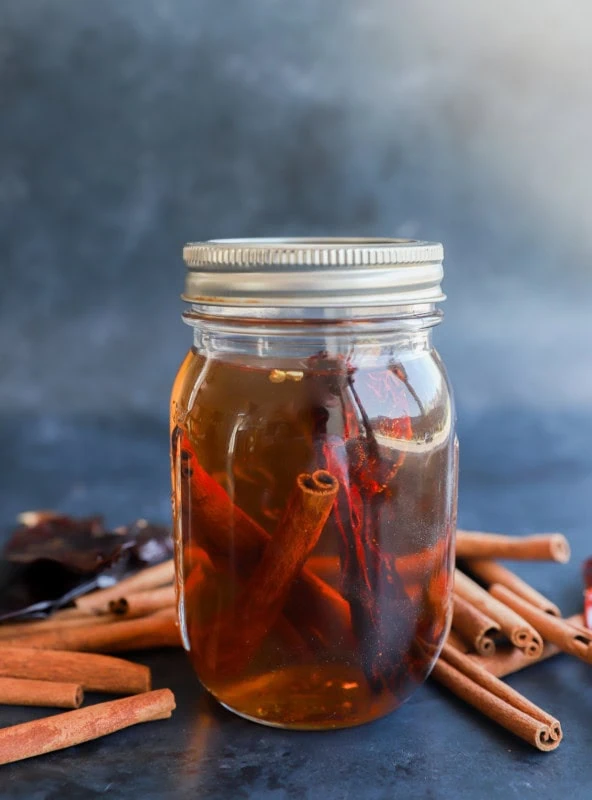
0;688;175;765
465;560;560;616
0;676;83;709
454;571;543;658
456;531;570;563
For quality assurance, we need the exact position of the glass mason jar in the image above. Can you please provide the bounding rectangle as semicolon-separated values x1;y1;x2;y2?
171;238;457;730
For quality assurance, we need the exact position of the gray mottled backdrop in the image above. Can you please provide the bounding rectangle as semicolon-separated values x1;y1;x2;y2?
2;0;591;415
1;1;592;524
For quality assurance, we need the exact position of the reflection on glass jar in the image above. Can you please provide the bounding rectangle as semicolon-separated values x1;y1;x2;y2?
171;238;457;730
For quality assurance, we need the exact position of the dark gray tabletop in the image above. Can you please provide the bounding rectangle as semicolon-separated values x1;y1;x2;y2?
1;410;591;800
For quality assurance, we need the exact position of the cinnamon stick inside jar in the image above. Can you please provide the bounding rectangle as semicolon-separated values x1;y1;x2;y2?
173;429;351;642
454;570;543;657
456;531;570;563
0;647;151;694
465;560;561;616
0;689;175;766
176;429;353;648
198;470;339;675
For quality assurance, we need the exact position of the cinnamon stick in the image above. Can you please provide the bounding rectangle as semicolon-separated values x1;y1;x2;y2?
446;629;470;654
469;614;584;677
204;470;339;673
0;613;123;640
454;570;543;657
469;643;561;678
394;540;449;584
306;555;340;584
75;560;175;614
108;585;176;618
0;608;181;653
452;594;500;656
0;688;175;765
489;585;592;665
456;531;570;563
176;429;353;646
0;647;151;694
466;560;560;616
0;677;83;709
307;542;448;588
433;644;561;751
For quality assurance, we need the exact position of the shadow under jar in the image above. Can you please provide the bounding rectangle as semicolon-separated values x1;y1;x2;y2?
171;238;458;730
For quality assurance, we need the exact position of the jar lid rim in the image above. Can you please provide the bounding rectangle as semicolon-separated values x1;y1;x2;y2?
184;237;443;266
182;237;445;308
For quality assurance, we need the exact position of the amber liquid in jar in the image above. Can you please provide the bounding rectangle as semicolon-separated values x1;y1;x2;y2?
171;346;455;729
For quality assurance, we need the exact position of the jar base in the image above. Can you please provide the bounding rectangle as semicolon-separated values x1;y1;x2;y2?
200;664;404;731
217;700;399;731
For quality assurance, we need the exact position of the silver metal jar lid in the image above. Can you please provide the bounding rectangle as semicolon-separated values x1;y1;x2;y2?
182;238;444;308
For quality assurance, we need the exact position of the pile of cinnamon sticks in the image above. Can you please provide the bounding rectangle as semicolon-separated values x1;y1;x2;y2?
0;561;179;765
0;560;181;654
0;529;588;760
433;530;588;752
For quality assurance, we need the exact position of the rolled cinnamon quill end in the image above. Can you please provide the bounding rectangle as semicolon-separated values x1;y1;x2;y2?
470;642;561;678
454;570;543;658
489;585;592;666
465;560;561;617
0;677;83;709
177;431;353;648
0;647;151;694
202;469;339;674
0;688;176;766
75;560;175;614
434;645;561;752
108;585;176;618
456;531;570;563
452;594;501;656
469;614;584;677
